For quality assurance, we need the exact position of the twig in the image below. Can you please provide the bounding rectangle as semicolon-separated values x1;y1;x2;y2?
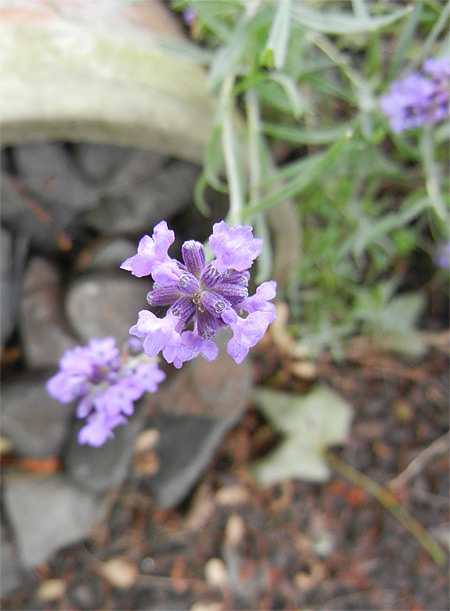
388;431;450;491
326;452;447;565
8;179;73;251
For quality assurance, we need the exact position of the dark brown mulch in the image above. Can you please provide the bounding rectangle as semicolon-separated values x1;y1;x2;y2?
2;345;449;611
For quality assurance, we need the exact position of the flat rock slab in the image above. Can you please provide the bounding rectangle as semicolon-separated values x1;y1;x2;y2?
4;473;102;568
1;376;73;458
145;331;252;508
19;257;76;368
65;274;149;346
0;523;22;597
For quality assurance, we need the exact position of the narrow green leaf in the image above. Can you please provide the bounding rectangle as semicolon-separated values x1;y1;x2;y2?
262;121;355;145
242;134;353;217
293;6;411;35
421;127;447;220
261;0;292;70
266;72;308;119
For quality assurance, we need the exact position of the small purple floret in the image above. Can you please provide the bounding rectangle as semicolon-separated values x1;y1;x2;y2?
122;220;276;366
47;337;165;446
381;57;450;133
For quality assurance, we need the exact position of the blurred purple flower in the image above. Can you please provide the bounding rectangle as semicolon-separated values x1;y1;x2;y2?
434;241;450;269
183;8;196;26
122;220;276;367
381;57;450;133
47;337;165;447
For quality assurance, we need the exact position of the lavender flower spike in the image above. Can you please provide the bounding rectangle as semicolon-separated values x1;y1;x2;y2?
47;337;165;447
123;221;276;367
380;57;450;133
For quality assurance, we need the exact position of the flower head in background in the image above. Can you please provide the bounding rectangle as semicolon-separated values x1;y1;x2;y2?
47;337;165;447
121;221;277;367
434;241;450;270
380;57;450;133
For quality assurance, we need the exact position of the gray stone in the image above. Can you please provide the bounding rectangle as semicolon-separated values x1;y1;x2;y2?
19;257;77;368
145;332;252;508
65;273;149;346
65;400;147;493
0;523;22;597
13;143;101;211
72;142;133;183
1;376;74;458
1;170;76;253
77;237;137;273
1;226;17;344
84;155;199;235
4;473;102;568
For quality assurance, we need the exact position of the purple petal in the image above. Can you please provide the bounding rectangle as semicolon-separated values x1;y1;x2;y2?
78;411;127;447
120;221;174;278
227;311;276;364
132;362;166;393
209;221;263;272
239;280;277;314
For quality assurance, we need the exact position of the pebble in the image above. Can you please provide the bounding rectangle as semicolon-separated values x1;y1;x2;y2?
4;473;102;568
19;257;77;368
144;331;252;508
13;143;101;211
1;375;74;458
0;523;22;597
65;273;149;346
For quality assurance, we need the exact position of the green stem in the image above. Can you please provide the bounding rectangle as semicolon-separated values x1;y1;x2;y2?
421;126;447;221
326;452;446;565
406;0;450;72
221;73;245;226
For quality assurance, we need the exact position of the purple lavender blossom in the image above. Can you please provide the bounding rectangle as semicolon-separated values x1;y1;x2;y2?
380;57;450;133
434;241;450;269
47;338;165;447
122;221;277;367
183;8;196;26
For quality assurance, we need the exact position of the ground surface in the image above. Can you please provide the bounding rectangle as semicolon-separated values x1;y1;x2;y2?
2;341;449;611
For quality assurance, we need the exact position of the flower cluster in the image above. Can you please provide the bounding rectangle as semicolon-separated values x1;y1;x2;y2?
47;338;165;446
380;57;450;133
121;221;277;367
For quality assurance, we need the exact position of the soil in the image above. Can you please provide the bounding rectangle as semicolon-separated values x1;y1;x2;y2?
2;342;449;611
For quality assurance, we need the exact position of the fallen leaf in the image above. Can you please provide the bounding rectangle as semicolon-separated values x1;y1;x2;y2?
251;385;353;484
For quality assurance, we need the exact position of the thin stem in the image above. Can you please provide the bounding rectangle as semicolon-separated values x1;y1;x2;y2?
221;73;245;225
326;452;446;565
406;0;450;72
421;125;447;221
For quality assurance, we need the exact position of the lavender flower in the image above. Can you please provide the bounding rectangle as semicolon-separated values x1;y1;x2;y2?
381;57;450;133
121;221;277;367
434;241;450;269
47;338;165;446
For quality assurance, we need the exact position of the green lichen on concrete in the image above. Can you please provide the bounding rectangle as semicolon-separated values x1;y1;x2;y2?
1;24;217;163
